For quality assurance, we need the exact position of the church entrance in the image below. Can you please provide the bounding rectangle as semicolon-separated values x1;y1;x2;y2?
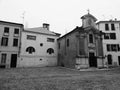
89;52;97;67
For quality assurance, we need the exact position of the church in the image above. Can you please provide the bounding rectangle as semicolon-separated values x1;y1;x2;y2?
57;13;104;69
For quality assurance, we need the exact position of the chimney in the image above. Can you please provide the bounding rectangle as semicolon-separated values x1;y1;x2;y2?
115;18;117;21
43;23;49;30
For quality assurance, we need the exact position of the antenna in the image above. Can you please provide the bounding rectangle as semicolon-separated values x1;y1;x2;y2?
110;15;114;20
21;11;26;27
102;15;106;20
25;21;28;28
65;30;68;34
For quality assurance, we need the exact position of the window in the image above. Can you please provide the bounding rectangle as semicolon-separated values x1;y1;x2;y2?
111;24;115;30
117;44;120;51
106;44;120;52
40;59;42;61
111;44;117;51
47;38;55;42
89;34;93;43
104;33;110;39
1;53;7;64
1;37;8;46
4;27;9;33
67;39;69;47
13;38;18;47
88;18;92;26
47;48;54;54
26;46;35;54
110;33;116;39
58;42;60;49
106;44;111;51
27;35;36;40
104;33;116;40
105;24;109;31
14;28;19;34
40;43;43;46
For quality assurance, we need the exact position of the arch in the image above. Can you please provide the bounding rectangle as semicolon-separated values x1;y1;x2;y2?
47;48;54;54
107;54;112;65
26;46;35;54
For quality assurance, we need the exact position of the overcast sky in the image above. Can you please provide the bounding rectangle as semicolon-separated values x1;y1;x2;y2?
0;0;120;35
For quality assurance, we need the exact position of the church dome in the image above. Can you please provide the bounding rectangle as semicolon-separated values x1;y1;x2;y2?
81;13;97;28
81;13;97;22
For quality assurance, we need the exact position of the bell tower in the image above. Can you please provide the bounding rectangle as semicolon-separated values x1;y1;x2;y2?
81;11;97;29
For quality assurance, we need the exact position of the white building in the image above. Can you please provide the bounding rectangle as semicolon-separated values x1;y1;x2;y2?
97;20;120;67
18;23;60;67
0;20;23;68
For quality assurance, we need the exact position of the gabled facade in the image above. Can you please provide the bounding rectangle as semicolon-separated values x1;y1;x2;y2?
97;20;120;66
18;23;60;67
0;20;23;68
58;13;104;69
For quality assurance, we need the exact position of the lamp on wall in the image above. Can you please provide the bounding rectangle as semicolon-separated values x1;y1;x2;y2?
104;55;107;58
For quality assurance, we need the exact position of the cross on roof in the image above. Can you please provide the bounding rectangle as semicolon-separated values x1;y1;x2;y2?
87;9;90;14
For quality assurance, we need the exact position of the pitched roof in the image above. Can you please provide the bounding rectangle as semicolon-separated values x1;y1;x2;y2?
58;26;103;40
0;20;23;26
97;20;120;24
24;27;60;36
58;26;83;40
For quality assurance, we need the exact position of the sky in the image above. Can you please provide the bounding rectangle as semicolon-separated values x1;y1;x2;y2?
0;0;120;35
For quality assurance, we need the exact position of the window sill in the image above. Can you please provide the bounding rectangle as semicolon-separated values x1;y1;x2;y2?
13;46;18;47
1;45;8;47
3;33;9;36
14;34;19;37
0;63;6;65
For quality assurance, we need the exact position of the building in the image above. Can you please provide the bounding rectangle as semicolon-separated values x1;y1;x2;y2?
97;20;120;66
18;23;60;67
0;20;23;68
58;13;104;69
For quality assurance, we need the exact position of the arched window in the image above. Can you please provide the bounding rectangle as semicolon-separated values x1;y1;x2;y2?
47;48;54;54
26;46;35;54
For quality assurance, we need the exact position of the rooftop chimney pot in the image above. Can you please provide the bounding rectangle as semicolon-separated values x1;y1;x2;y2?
43;23;49;30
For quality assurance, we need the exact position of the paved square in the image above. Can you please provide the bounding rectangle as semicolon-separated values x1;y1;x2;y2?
0;67;120;90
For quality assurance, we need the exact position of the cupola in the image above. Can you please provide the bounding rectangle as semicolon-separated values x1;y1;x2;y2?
81;12;97;29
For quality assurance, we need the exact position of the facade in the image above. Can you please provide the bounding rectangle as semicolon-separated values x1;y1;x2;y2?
0;20;23;68
18;23;60;67
97;20;120;66
58;13;104;69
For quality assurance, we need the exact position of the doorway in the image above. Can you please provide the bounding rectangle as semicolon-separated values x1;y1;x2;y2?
118;56;120;65
89;52;97;67
107;54;112;65
10;54;17;68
